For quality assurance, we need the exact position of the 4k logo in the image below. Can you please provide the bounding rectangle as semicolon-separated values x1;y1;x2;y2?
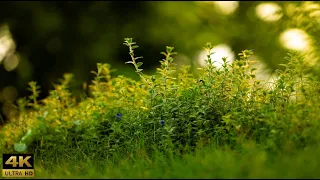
5;156;32;168
2;154;34;178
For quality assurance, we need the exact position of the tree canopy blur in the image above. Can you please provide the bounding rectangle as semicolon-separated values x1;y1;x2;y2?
1;1;320;122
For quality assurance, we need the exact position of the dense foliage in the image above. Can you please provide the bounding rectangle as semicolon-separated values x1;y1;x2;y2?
0;39;319;178
1;2;320;123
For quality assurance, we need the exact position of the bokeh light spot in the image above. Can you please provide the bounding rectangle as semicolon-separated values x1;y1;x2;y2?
4;53;20;71
256;3;283;22
280;28;312;52
2;86;18;102
0;25;16;64
213;1;239;15
198;44;235;69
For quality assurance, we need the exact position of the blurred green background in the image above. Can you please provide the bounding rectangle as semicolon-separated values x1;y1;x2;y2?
0;1;320;123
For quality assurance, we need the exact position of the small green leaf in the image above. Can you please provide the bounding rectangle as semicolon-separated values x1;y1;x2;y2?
251;68;257;72
160;52;167;56
14;142;27;153
137;62;143;68
124;38;132;43
166;46;174;52
125;61;133;64
90;71;98;75
135;56;143;60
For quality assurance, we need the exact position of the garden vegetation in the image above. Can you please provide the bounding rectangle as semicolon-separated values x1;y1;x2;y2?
0;38;320;178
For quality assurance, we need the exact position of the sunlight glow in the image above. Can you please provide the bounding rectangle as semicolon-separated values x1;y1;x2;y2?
213;1;239;15
303;1;320;12
280;28;312;52
0;36;15;63
198;44;235;69
304;2;320;24
248;58;279;90
256;3;283;22
248;57;271;81
0;25;16;64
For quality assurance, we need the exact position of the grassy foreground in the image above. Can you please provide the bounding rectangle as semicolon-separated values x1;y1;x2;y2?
33;143;320;179
1;39;320;178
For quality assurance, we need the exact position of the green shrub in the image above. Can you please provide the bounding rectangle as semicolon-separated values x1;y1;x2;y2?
0;38;319;169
